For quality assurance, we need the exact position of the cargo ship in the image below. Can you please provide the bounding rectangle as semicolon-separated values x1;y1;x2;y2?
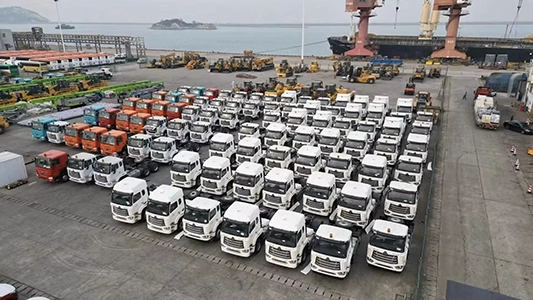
328;0;533;62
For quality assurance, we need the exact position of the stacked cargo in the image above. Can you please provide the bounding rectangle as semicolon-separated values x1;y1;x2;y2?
474;96;500;130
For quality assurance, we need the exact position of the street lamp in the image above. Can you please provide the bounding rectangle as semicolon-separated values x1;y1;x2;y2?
300;0;305;64
54;0;66;52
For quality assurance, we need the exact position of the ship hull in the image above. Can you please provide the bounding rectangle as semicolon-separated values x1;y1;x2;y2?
328;36;533;62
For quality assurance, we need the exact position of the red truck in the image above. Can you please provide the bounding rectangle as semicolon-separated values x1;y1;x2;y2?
204;88;219;100
98;107;120;129
35;149;69;182
474;86;495;99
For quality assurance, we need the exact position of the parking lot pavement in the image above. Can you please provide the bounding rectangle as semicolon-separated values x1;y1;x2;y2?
423;76;533;300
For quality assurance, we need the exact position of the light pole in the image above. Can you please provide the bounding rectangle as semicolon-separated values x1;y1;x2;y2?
300;0;305;64
54;0;66;52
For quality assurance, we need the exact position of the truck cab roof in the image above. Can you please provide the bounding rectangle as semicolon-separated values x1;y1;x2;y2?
335;93;352;101
173;150;200;163
38;149;67;159
193;121;211;127
266;167;294;183
224;201;260;223
241;122;259;129
328;152;351;161
362;154;387;167
298;145;321;157
203;156;230;169
169;118;188;124
266;123;286;132
341;181;372;198
239;137;261;148
71;152;97;161
354;95;370;102
270;210;305;232
347;131;368;141
130;133;152;141
407;133;430;144
397;98;414;106
149;184;183;203
373;95;389;103
154;136;175;144
398;155;423;164
289;108;307;116
307;172;336;187
390;181;418;193
148;116;166;121
235;161;263;176
313;111;332;120
305;100;321;107
211;133;234;144
345;103;362;111
412;121;431;128
50;121;70;126
373;219;408;237
37;117;56;124
188;197;220;211
384;116;405;124
295;125;315;135
377;138;397;145
368;103;385;111
358;120;377;126
320;128;340;138
281;90;297;97
269;145;291;153
383;118;403;128
114;177;147;193
315;224;352;242
97;156;123;164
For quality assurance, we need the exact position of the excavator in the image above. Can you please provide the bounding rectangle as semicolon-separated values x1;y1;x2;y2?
412;65;426;82
414;91;432;111
283;78;303;92
252;57;274;71
223;58;237;72
208;58;226;72
316;84;337;102
276;60;294;78
308;61;320;73
16;84;49;101
0;90;19;106
428;67;441;78
45;80;78;96
186;57;209;70
265;77;284;97
77;76;108;91
300;86;316;99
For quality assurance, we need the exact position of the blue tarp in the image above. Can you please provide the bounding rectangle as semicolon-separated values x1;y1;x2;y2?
370;59;403;66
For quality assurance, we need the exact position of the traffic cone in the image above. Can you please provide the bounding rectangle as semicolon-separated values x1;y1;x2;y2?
516;161;520;171
528;185;532;194
511;145;516;153
513;148;517;155
515;158;520;166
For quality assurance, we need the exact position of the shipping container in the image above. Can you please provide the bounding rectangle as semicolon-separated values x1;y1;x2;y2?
0;151;28;188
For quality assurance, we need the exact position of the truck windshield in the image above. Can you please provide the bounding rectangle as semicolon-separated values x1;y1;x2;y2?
111;191;132;206
318;136;338;146
31;121;43;130
151;141;169;151
168;122;183;130
294;133;312;142
296;155;317;166
205;90;214;96
183;108;196;115
47;124;61;133
100;135;116;145
94;162;111;174
191;89;201;95
221;219;250;237
211;101;222;107
264;104;278;111
122;100;133;107
344;111;360;119
237;146;255;156
312;237;349;259
130;117;143;125
388;189;416;204
375;143;396;153
305;184;331;200
319;100;329;106
202;167;222;179
168;106;181;113
184;207;209;224
152;104;163;111
200;111;214;117
264;179;287;194
281;97;292;103
327;108;340;115
117;114;129;121
367;112;382;119
35;156;51;169
264;96;275;102
239;126;256;135
313;120;328;128
226;102;239;108
333;121;350;129
283;106;294;113
397;106;412;113
250;95;261;101
335;101;348;107
146;119;160;127
265;130;283;139
210;142;228;152
235;173;256;187
397;161;421;173
84;109;95;117
267;149;287;161
191;125;207;133
128;138;145;148
178;88;189;93
267;227;297;248
67;158;85;170
287;117;303;125
345;140;365;149
195;100;205;107
152;94;164;100
360;165;384;178
82;131;96;141
147;199;170;216
369;232;405;253
327;158;350;170
357;124;374;132
411;126;430;135
243;104;256;109
354;101;367;109
219;92;230;98
220;113;234;120
382;127;400;136
233;94;245;99
99;111;110;119
137;102;148;109
65;127;78;137
171;161;191;173
406;142;427;152
340;194;368;210
416;115;432;122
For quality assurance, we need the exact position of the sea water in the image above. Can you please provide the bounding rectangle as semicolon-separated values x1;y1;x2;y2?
1;23;533;56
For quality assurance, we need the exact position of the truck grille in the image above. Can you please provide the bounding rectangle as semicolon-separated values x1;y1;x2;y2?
47;133;57;140
220;120;231;126
244;110;253;115
293;142;305;149
372;250;398;264
389;203;410;215
296;166;311;175
305;198;325;209
223;236;244;249
129;148;140;155
265;193;282;203
340;210;361;222
328;170;344;179
235;186;251;196
68;170;81;178
407;152;423;158
315;256;341;270
346;149;361;157
398;173;416;182
210;152;223;157
265;139;277;146
148;215;165;227
361;177;378;187
200;118;210;123
267;160;281;168
113;206;129;217
183;115;192;120
185;223;204;235
191;133;202;140
268;246;291;259
238;156;250;163
320;146;333;153
203;180;217;189
95;174;107;182
152;152;164;158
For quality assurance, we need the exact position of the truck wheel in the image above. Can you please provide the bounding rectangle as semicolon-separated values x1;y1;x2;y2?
150;162;159;173
60;173;69;182
300;249;309;266
141;208;147;221
226;181;234;192
214;226;221;240
368;79;375;84
254;238;263;254
188;190;200;200
0;125;4;134
141;168;151;177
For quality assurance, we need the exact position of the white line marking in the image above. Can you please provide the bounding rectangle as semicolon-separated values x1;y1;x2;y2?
28;181;36;186
174;232;185;240
427;162;433;171
289;202;300;211
300;263;312;275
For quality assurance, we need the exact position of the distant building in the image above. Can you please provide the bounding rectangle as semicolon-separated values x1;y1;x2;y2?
0;29;14;51
525;60;533;112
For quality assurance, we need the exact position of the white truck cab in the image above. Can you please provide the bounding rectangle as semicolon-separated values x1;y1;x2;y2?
312;111;333;133
286;108;308;134
281;90;298;105
127;134;153;160
146;184;185;234
193;98;208;110
292;125;317;150
403;133;430;163
355;120;378;143
336;181;375;228
367;219;411;272
366;103;386;128
221;201;269;257
249;92;264;104
218;90;232;100
374;138;400;166
167;118;190;142
344;103;363;125
262;111;281;128
384;181;419;221
232;91;248;103
325;152;355;185
318;128;343;159
410;120;432;136
395;98;414;122
243;100;261;119
110;177;149;224
182;105;201;123
150;137;179;164
354;95;370;118
237;137;264;165
46;121;70;144
264;123;288;147
265;210;314;268
67;152;98;183
335;93;353;111
238;123;261;142
201;156;233;195
317;97;332;110
144;116;168;137
381;117;406;144
358;154;389;193
265;145;295;172
326;106;342;122
414;112;434;131
171;151;202;188
93;156;127;188
198;107;219;125
225;100;242;115
209;98;225;113
297;95;313;108
281;103;298;120
394;155;424;185
264;101;280;114
233;162;264;203
332;117;356;137
183;197;223;241
190;121;213;144
303;172;339;217
344;131;370;161
263;168;302;210
304;100;321;122
373;95;391;114
209;133;236;161
294;146;324;179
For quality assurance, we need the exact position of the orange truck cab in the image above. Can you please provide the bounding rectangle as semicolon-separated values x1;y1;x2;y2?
129;113;151;133
116;110;137;132
65;123;91;148
100;130;128;155
122;97;141;111
167;103;182;120
81;126;108;152
152;91;169;101
178;94;196;106
152;100;171;117
98;107;121;129
35;149;69;182
136;99;156;114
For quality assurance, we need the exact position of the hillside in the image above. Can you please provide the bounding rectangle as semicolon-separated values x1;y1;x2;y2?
0;6;50;23
150;19;217;30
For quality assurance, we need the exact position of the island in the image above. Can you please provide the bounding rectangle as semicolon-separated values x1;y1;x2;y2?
55;24;75;30
150;19;217;30
0;6;50;24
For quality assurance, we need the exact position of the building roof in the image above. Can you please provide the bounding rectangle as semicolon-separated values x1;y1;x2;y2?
269;210;305;232
373;219;408;237
389;181;418;193
203;156;230;169
235;161;263;176
265;168;293;182
307;172;335;187
149;184;183;203
315;224;352;242
187;197;219;210
114;177;147;193
70;152;97;161
341;181;372;198
223;201;259;223
172;150;200;163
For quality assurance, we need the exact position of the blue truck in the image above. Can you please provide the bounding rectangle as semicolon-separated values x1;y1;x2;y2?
190;86;206;97
31;117;56;141
83;105;105;125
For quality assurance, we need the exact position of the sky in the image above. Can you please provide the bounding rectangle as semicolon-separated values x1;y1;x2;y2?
1;0;531;24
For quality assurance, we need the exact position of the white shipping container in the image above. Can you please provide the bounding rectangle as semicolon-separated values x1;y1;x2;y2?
0;152;28;188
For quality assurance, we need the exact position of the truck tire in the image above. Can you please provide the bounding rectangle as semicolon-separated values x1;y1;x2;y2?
368;79;375;84
254;237;263;254
187;190;200;200
150;162;159;173
141;168;150;177
0;125;5;134
141;207;147;221
60;172;69;182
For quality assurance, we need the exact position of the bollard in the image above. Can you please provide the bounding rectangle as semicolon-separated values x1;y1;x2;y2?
528;185;532;194
515;158;520;166
516;162;520;170
511;145;516;152
513;148;517;155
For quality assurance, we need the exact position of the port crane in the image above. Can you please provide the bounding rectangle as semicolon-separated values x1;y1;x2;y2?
430;0;472;59
344;0;384;57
